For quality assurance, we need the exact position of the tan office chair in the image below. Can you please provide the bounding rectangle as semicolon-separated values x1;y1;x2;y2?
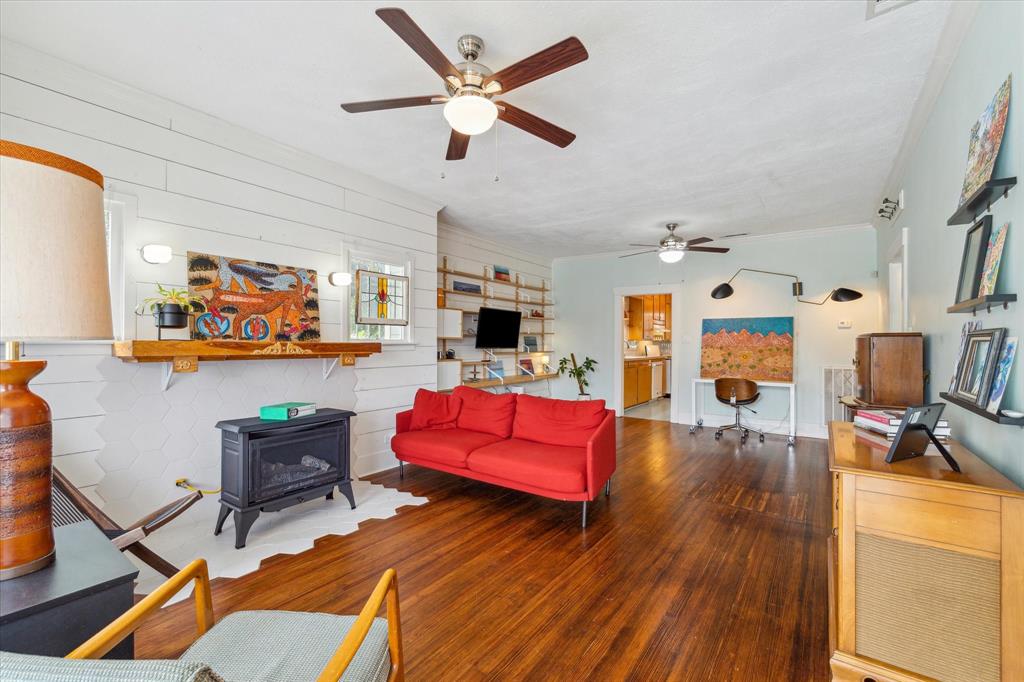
713;378;765;444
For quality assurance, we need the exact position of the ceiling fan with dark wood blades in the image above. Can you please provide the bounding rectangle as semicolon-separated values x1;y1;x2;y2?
340;8;588;160
619;223;730;263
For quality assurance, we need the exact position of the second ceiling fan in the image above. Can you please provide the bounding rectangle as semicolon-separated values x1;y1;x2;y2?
620;223;731;263
340;8;588;160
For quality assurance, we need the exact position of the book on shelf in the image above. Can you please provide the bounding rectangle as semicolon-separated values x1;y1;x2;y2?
855;409;948;428
852;418;951;441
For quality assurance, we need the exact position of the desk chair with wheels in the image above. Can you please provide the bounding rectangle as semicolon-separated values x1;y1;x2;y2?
713;378;765;444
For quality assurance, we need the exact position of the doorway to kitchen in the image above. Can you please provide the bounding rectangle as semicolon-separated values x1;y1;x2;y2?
621;292;672;421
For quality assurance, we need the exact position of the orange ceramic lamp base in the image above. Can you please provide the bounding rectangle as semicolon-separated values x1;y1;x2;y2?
0;359;55;580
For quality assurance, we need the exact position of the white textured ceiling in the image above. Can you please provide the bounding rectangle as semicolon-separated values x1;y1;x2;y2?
1;1;954;255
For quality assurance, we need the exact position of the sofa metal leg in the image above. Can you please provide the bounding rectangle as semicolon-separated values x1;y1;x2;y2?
605;478;611;497
581;500;588;529
399;461;404;480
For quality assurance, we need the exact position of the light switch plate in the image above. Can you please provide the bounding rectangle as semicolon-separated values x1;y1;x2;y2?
838;320;852;329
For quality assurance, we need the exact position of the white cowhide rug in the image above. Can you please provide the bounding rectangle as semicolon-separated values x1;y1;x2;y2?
130;479;427;600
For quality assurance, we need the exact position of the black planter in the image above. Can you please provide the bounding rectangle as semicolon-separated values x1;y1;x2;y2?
153;303;189;329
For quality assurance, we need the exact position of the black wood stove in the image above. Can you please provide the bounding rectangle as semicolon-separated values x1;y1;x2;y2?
214;409;356;548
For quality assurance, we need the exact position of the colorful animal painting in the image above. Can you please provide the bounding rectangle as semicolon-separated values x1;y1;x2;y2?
187;252;320;341
959;74;1011;206
700;317;794;383
987;336;1017;414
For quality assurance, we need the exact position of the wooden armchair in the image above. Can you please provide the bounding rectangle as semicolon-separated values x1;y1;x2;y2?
0;560;404;682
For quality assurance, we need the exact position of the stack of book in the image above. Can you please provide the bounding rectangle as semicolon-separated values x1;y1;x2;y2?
854;409;951;441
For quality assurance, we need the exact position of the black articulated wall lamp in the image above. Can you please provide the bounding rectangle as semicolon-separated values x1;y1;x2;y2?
711;268;862;305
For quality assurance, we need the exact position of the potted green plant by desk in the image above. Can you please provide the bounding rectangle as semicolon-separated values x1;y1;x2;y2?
139;285;203;338
558;353;598;399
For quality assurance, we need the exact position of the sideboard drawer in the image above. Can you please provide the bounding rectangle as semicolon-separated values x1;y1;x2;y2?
855;489;1000;556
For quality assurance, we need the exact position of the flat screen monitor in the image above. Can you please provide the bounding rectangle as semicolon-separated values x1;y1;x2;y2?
475;307;522;349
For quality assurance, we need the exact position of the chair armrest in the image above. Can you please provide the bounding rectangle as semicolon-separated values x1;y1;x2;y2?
317;569;403;682
395;409;414;434
68;559;214;660
585;411;617;498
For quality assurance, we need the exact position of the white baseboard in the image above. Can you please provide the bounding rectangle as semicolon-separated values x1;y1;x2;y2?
687;414;827;440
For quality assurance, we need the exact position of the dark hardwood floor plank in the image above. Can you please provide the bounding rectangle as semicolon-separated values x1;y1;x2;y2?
136;417;831;680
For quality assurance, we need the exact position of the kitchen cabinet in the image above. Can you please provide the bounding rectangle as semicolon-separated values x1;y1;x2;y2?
626;297;644;341
642;297;654;339
637;362;653;403
624;363;639;407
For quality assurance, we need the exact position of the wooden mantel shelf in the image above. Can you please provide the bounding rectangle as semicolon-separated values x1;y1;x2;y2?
113;340;382;387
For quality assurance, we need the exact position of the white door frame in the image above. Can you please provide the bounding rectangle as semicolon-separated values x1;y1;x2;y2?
886;227;910;331
612;283;685;423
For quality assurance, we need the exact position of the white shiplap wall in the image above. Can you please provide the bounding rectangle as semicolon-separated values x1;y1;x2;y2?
1;40;441;524
437;224;554;397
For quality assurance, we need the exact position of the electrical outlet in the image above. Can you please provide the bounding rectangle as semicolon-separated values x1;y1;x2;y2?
838;320;852;329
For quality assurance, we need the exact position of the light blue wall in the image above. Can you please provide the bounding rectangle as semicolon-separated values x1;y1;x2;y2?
553;227;879;437
877;1;1023;486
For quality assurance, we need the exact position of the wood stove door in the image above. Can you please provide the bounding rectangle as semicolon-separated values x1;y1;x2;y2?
249;424;344;504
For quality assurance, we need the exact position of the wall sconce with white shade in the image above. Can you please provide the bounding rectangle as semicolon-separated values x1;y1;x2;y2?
710;268;863;305
328;272;353;287
140;243;173;264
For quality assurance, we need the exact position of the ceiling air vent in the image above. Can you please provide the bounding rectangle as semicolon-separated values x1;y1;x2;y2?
866;0;917;20
720;233;749;239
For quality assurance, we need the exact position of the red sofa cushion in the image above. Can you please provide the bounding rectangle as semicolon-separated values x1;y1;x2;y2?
409;388;462;431
452;386;517;438
466;438;587;493
512;394;607;447
391;428;504;468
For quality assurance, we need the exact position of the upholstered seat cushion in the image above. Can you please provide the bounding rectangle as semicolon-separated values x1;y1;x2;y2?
467;438;587;493
391;428;504;467
0;651;223;681
179;611;390;682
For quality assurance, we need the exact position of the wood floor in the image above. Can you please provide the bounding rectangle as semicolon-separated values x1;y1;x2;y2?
137;418;832;680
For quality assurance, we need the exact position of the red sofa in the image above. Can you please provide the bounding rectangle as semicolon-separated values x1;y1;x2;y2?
391;386;616;527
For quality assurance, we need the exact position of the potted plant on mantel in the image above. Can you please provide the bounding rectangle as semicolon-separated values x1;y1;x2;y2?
558;353;598;400
139;284;203;339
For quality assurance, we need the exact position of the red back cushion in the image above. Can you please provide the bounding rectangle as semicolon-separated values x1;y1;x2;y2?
453;386;517;437
512;394;607;447
409;389;462;431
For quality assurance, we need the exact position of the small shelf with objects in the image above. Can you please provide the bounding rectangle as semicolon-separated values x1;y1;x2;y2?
113;339;381;390
946;176;1016;226
938;392;1024;426
946;294;1016;315
437;257;555;392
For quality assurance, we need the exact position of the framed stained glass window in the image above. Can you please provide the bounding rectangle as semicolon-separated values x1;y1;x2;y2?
355;269;409;326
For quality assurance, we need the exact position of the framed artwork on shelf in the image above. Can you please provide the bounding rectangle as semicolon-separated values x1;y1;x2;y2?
187;251;320;341
949;320;982;392
519;358;534;375
954;216;991;303
958;74;1011;207
493;265;511;282
986;336;1017;414
523;335;539;352
452;280;482;294
354;269;409;326
953;327;1006;406
486;361;505;379
978;221;1008;297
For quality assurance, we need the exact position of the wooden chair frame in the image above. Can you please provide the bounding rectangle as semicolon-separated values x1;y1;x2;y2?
67;559;405;682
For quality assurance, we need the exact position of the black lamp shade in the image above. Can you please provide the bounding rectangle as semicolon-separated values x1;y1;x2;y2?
830;287;863;303
711;282;734;299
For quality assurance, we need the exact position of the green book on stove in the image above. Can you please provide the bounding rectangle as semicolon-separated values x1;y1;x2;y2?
259;401;317;421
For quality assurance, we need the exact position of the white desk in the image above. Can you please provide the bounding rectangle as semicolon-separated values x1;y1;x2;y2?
689;378;796;445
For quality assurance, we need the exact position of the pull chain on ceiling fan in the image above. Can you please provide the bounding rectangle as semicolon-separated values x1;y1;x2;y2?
619;223;731;263
340;8;588;161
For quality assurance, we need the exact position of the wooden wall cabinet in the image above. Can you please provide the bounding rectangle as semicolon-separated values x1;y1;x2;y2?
828;422;1022;682
854;333;923;406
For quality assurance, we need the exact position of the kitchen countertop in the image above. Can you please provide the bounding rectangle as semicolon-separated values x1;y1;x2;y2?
624;355;671;361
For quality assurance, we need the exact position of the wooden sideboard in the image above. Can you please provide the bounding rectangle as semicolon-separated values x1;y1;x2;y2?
827;422;1022;681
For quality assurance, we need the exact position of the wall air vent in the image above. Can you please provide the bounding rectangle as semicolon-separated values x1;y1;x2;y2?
866;0;917;21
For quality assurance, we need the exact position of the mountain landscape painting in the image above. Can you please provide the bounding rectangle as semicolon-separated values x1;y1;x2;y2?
700;316;794;382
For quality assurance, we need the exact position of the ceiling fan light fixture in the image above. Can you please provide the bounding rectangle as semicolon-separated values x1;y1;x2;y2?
443;93;498;136
658;249;685;264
